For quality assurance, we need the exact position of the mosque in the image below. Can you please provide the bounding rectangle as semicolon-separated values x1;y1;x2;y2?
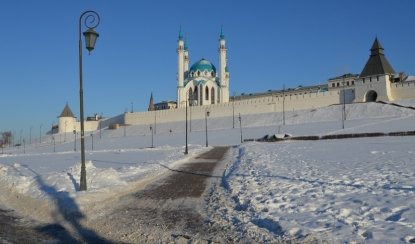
176;28;230;108
55;31;415;133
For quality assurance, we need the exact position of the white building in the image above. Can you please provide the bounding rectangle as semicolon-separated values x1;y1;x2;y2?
176;29;230;108
328;38;415;103
57;103;101;134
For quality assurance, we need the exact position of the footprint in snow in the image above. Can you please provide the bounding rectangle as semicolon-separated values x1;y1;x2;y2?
385;208;409;222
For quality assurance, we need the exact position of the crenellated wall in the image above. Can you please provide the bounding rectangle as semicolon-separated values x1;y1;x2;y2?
123;91;340;126
390;81;415;100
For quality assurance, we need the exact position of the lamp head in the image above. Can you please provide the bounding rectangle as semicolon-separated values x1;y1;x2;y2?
83;28;99;54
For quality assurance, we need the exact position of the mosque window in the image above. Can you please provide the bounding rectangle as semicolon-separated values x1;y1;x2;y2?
369;77;372;82
352;80;355;85
332;83;335;88
346;81;349;86
189;88;193;102
211;87;215;104
376;76;379;81
194;86;198;101
211;71;215;77
205;87;209;100
200;88;203;105
198;71;200;76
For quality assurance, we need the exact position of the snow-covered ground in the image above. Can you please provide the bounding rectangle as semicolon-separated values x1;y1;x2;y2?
225;137;415;243
1;101;415;243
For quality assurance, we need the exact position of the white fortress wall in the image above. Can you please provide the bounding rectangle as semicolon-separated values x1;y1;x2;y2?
100;114;124;128
390;80;415;100
124;91;339;126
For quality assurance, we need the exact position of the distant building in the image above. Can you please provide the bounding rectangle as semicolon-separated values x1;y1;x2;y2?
57;103;101;133
154;101;177;110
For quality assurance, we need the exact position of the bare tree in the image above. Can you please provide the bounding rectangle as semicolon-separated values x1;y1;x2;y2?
1;131;12;146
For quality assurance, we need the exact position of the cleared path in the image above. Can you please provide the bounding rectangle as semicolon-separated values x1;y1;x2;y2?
92;146;232;243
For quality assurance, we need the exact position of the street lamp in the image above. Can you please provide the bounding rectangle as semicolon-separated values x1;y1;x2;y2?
73;130;77;151
185;93;188;155
79;10;100;191
52;136;55;153
149;125;154;148
99;120;102;139
342;78;346;129
238;113;243;143
39;124;42;144
232;92;235;129
205;110;210;147
189;92;196;132
65;121;67;142
90;133;94;151
282;84;286;126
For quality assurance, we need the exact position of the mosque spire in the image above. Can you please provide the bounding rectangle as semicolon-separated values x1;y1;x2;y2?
184;38;188;51
148;92;155;111
178;25;183;41
220;26;225;40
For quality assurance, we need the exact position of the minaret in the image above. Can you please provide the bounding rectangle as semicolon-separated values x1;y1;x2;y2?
148;92;155;111
219;27;229;103
177;28;185;107
184;39;189;77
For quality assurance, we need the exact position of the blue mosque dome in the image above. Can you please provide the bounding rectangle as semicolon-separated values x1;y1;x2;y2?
189;58;216;73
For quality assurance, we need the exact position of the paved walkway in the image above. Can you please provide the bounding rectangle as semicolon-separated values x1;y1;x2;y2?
93;146;231;243
0;208;55;243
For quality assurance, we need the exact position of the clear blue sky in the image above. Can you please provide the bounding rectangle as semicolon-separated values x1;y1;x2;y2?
1;0;415;139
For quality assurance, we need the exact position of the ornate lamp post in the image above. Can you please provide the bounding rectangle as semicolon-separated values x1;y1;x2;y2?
39;124;42;143
232;92;235;129
185;96;188;155
150;125;154;148
282;84;286;126
79;10;100;191
90;133;94;151
238;113;243;143
29;126;32;144
73;129;77;151
342;76;346;130
205;110;210;147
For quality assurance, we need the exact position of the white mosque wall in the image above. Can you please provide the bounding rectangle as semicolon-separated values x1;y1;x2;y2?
123;91;339;126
